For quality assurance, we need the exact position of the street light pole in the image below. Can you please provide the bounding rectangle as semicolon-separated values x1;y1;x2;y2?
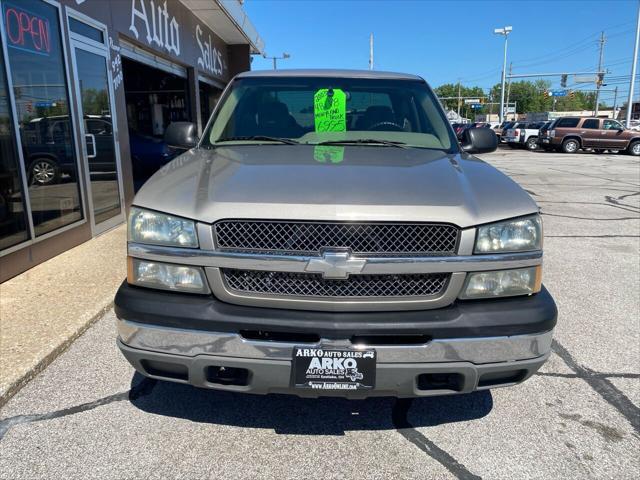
263;52;291;70
626;1;640;126
494;26;513;124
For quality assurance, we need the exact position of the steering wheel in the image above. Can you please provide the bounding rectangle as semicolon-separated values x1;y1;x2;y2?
366;121;404;132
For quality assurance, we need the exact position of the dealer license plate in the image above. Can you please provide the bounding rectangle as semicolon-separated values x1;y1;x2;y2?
292;347;376;391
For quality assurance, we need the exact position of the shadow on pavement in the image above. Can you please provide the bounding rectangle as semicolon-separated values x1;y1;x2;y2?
129;373;493;435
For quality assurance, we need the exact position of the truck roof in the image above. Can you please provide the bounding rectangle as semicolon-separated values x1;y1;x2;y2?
235;69;425;81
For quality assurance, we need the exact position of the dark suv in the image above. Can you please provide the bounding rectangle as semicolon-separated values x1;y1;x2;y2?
544;117;640;155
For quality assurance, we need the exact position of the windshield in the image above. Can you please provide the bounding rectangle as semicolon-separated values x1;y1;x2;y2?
202;76;457;152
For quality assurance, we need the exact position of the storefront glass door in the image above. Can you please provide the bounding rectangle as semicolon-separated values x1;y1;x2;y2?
70;40;123;233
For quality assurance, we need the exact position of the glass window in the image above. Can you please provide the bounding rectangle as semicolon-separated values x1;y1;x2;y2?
556;118;580;128
0;37;29;250
583;119;600;129
3;0;83;237
603;119;623;130
199;81;221;129
68;17;103;44
203;77;456;151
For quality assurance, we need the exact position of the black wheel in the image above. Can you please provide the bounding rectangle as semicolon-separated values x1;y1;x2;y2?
627;141;640;156
526;137;539;151
29;158;60;185
561;138;580;154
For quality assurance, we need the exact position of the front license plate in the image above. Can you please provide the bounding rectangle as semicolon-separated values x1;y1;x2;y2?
292;347;376;391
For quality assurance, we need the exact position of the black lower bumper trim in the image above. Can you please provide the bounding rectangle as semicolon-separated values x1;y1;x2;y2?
114;281;557;339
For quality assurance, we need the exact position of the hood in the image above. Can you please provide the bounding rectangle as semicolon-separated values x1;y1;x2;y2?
133;145;538;228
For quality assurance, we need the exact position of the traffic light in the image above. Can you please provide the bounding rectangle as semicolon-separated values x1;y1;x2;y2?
596;73;605;87
560;74;568;88
543;90;549;99
569;90;575;99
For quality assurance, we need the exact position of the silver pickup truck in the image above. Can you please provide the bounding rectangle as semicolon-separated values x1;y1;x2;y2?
115;70;556;398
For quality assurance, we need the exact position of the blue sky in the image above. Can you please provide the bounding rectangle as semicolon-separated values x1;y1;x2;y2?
245;0;640;106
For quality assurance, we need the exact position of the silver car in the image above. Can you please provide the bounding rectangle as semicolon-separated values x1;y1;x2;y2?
115;70;556;398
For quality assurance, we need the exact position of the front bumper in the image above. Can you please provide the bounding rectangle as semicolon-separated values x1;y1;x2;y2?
115;282;557;398
118;337;550;398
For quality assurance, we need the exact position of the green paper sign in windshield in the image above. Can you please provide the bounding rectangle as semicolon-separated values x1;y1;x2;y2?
314;88;346;132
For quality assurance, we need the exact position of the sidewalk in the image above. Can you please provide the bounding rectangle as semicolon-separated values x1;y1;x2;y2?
0;224;126;407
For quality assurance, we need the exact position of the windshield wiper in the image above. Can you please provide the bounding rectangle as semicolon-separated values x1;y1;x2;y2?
216;135;300;145
313;139;409;149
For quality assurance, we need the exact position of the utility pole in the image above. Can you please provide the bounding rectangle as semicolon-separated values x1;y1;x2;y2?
626;1;640;127
505;62;513;110
457;79;461;118
494;26;512;124
369;33;374;70
594;31;606;116
613;86;619;118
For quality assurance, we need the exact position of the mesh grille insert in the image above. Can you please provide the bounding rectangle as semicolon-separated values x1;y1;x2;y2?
222;269;449;298
214;221;459;256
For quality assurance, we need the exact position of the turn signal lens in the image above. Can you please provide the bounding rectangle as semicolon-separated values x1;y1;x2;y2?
127;257;209;294
459;266;542;300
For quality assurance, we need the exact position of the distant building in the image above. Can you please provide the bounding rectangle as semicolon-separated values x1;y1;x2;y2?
617;102;640;121
445;110;470;124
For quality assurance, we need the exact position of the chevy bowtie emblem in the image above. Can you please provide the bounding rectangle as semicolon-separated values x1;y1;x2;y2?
305;251;366;279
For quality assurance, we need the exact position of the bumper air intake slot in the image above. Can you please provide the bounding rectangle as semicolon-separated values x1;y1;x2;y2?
240;330;320;343
478;369;527;388
140;359;188;381
417;373;464;392
206;366;250;386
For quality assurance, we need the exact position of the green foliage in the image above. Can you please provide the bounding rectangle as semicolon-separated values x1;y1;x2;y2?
436;79;600;120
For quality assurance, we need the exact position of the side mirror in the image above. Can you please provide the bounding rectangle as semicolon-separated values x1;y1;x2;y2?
461;127;498;154
164;122;198;149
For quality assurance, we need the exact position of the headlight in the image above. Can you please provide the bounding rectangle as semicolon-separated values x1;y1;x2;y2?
127;257;209;294
475;215;542;253
128;207;198;247
459;266;542;299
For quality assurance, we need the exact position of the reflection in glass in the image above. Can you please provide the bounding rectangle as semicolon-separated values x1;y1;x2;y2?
0;39;29;250
75;48;121;224
4;0;82;236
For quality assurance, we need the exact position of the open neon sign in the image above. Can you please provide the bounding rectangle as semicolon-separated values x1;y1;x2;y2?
4;3;51;56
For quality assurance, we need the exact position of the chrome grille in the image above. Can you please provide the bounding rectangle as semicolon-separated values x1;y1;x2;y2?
222;269;449;298
214;221;459;256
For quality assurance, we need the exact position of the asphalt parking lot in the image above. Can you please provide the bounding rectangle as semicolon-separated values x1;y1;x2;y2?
1;148;638;479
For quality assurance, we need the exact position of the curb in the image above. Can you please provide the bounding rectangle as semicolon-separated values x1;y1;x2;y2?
0;302;114;409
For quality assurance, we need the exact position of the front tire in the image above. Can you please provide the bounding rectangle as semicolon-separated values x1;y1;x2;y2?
29;158;60;185
562;138;580;154
627;140;640;156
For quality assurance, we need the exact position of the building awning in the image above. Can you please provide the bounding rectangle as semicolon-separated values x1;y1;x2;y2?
180;0;265;54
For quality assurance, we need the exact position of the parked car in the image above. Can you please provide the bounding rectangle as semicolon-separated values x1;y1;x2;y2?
22;115;116;185
536;120;556;151
503;122;528;148
504;122;545;151
494;121;514;143
129;131;179;190
547;117;640;154
451;122;473;140
115;69;556;398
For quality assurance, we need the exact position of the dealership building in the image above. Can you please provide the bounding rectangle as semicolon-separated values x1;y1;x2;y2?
0;0;263;281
